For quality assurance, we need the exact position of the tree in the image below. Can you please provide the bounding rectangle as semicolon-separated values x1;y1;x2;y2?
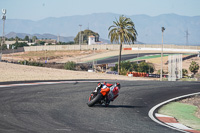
0;44;7;50
32;36;37;43
12;42;28;49
15;36;20;42
138;62;154;73
74;29;99;44
24;36;29;42
189;61;199;77
108;15;137;74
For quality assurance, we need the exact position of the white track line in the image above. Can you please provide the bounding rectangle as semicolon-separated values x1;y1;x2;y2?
0;80;100;88
148;92;200;133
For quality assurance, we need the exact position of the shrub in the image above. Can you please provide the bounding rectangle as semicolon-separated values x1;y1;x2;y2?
182;69;188;77
110;61;154;74
120;67;129;75
64;61;76;70
157;69;165;75
189;61;199;77
28;61;44;67
111;61;138;72
19;60;43;67
138;62;154;73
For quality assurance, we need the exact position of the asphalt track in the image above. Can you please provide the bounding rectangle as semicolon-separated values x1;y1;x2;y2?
90;53;170;64
0;80;200;133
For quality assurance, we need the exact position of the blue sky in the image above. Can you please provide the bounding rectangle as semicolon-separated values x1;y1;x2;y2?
0;0;200;20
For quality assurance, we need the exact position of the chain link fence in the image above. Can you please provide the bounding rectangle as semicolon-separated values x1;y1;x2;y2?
168;54;182;81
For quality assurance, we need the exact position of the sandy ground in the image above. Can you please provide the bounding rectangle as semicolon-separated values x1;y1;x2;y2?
0;62;154;82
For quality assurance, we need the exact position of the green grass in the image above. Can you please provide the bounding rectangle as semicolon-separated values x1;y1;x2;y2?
127;54;170;62
158;102;200;130
180;78;197;81
85;53;193;63
128;53;191;62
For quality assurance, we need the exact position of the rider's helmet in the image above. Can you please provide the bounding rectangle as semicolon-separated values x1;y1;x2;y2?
116;83;121;89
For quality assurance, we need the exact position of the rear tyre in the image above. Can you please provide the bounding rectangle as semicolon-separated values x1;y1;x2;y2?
87;93;102;107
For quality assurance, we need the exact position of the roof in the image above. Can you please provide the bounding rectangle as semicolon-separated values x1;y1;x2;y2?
88;35;95;38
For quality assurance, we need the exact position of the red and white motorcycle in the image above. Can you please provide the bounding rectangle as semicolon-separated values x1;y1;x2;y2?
87;82;120;107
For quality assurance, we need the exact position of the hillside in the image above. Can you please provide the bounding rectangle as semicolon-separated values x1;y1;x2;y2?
2;13;200;45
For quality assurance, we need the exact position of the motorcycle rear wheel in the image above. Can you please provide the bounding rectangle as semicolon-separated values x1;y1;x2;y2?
87;93;102;107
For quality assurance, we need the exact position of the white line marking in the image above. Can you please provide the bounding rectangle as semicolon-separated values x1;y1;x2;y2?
0;81;100;88
166;123;193;130
155;113;174;118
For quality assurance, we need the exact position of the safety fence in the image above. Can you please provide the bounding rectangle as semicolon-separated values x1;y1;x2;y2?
127;72;168;78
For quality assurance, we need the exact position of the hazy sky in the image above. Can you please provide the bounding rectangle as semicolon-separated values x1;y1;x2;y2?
0;0;200;20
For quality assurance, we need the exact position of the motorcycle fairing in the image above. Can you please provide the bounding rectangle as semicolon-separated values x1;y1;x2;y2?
100;87;110;96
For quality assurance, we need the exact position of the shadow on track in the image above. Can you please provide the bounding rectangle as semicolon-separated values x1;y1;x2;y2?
92;104;145;109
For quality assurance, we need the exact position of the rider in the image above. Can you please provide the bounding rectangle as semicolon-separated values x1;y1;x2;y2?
95;82;120;104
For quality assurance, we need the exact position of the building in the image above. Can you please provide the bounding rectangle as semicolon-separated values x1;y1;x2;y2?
88;35;103;45
88;36;96;45
5;41;28;49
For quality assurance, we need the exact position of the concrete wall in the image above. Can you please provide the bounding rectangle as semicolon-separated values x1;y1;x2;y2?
23;44;200;53
24;44;120;51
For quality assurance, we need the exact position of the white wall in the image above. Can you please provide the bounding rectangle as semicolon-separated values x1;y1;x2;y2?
88;36;96;45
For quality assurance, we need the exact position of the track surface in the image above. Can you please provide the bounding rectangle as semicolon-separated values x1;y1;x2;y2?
91;53;173;64
0;80;199;133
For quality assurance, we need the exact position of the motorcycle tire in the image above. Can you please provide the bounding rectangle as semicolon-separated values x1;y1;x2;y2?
87;93;102;107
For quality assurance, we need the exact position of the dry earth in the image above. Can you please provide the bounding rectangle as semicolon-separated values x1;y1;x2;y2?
1;50;161;82
0;62;152;82
2;50;200;79
3;50;200;76
180;95;200;119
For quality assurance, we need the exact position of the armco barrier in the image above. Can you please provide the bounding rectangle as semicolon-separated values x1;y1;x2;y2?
127;72;148;77
123;48;132;50
127;72;167;78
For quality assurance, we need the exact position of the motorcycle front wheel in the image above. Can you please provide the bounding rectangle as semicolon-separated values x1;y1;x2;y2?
87;93;102;107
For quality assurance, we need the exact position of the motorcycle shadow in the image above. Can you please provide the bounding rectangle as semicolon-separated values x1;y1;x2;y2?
92;104;145;108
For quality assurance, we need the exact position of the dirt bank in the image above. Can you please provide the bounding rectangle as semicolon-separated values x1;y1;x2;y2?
0;62;153;82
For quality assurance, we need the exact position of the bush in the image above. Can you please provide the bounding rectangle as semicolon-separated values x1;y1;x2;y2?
138;62;154;73
19;60;44;67
110;61;154;75
64;61;76;70
182;69;188;77
28;61;44;67
157;69;165;75
111;61;138;72
189;61;199;77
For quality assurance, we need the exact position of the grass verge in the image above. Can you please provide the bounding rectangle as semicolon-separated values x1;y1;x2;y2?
180;78;197;81
158;102;200;130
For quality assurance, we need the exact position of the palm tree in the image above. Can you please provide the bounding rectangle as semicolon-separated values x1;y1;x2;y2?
108;15;137;74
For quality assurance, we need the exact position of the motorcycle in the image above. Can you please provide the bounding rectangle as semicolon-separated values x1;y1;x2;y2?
87;83;110;107
87;83;119;107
